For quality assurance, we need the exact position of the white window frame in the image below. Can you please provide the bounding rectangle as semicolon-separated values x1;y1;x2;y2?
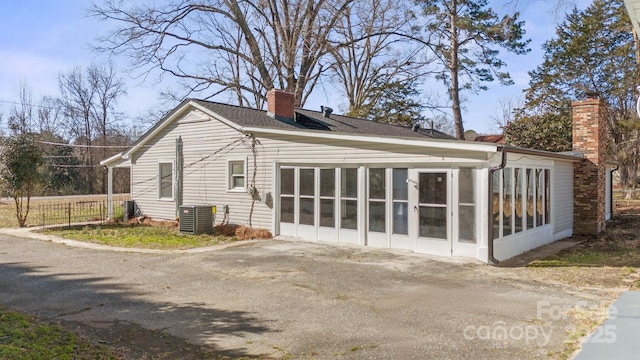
158;160;174;201
227;158;247;192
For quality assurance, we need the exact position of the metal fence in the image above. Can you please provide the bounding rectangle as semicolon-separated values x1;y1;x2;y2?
38;199;126;229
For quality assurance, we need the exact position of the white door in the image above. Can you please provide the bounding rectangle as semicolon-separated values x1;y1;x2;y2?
414;171;451;256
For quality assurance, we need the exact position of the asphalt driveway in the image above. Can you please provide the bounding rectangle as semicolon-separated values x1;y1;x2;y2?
0;234;612;359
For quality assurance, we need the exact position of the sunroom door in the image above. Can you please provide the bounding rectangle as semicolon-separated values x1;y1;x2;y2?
415;171;451;256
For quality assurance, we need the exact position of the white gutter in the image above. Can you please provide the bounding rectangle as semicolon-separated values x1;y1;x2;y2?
242;126;501;153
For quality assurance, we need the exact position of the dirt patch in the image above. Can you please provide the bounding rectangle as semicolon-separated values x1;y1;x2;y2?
124;216;179;228
494;205;640;291
215;224;273;240
121;216;273;240
58;319;233;360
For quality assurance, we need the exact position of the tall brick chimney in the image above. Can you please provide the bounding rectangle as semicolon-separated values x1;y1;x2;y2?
267;89;295;121
572;93;607;234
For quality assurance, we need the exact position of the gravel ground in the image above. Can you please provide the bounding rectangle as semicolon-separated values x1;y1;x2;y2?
0;234;621;359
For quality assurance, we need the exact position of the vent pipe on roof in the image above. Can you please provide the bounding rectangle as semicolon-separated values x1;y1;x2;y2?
320;106;333;118
412;123;420;132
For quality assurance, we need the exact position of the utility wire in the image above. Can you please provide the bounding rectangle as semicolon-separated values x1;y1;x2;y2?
39;140;130;148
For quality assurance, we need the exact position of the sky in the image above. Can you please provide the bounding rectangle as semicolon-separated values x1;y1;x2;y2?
0;0;593;135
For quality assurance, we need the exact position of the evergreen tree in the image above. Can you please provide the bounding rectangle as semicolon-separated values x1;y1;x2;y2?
525;0;640;189
346;78;427;127
0;134;43;227
414;0;530;139
503;111;572;152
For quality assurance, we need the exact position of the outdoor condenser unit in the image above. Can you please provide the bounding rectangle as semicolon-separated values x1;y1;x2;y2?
179;205;214;234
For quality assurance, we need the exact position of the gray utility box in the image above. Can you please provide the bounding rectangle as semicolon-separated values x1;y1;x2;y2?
179;205;214;234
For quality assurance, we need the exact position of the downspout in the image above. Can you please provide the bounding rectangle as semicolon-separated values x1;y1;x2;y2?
175;136;184;217
610;165;619;219
488;148;508;265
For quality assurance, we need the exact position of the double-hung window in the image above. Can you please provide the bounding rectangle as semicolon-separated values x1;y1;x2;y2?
159;162;173;200
228;160;246;190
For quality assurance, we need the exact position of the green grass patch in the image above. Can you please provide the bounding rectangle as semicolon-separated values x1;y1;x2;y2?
42;224;237;250
528;208;640;269
0;306;118;360
528;243;640;268
529;247;635;267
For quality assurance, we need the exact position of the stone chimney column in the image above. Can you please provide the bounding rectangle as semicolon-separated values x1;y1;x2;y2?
267;89;295;121
572;94;607;234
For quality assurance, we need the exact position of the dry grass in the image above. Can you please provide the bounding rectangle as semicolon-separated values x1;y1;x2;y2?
0;195;129;228
128;216;273;240
216;224;273;240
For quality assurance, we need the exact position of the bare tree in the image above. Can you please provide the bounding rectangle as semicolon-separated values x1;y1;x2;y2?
59;66;97;193
7;82;34;134
36;96;63;135
328;0;429;113
90;0;356;108
58;64;127;194
501;0;575;20
90;63;127;194
488;95;524;131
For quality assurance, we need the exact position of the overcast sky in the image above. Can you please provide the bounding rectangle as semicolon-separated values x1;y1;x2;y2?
0;0;592;135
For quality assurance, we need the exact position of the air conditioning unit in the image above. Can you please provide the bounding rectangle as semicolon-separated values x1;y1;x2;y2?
179;205;214;234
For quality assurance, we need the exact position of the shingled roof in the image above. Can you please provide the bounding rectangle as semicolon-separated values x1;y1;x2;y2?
191;99;454;140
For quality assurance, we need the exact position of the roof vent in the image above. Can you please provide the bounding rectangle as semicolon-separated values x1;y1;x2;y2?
320;106;333;118
412;123;420;132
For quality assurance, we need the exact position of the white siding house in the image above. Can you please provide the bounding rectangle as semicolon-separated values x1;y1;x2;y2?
103;90;611;263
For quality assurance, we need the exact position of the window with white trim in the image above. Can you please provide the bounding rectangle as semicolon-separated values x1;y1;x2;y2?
492;166;551;238
392;168;409;235
159;162;173;199
458;168;476;243
228;160;246;190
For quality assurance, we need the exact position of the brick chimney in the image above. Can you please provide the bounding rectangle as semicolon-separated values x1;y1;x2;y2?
267;89;295;121
572;93;607;234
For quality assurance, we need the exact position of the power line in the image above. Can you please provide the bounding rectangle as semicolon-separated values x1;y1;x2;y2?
38;140;130;149
0;99;57;110
46;164;101;168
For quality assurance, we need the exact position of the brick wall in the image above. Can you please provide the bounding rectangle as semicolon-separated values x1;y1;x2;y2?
267;89;295;120
572;96;607;234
